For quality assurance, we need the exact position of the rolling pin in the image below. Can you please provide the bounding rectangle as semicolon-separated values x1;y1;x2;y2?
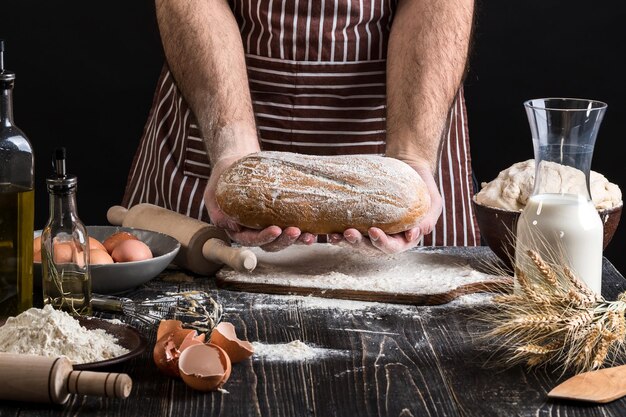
107;203;257;275
0;353;132;404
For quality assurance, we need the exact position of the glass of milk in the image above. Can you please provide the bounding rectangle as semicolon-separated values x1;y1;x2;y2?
515;98;607;295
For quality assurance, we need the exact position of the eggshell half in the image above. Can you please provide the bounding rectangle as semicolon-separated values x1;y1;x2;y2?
209;322;254;363
153;333;181;378
179;331;206;352
153;319;210;379
157;320;184;341
179;343;232;391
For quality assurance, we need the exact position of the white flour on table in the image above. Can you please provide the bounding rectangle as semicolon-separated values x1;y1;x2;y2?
218;244;500;295
0;305;129;364
225;292;493;318
252;340;347;362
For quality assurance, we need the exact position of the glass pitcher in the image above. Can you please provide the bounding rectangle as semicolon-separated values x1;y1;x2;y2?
515;98;607;295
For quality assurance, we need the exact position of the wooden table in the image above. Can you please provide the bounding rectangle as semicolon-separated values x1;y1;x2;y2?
2;247;626;417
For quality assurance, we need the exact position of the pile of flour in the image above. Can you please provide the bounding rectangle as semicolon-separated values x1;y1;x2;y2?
252;340;346;362
0;305;128;364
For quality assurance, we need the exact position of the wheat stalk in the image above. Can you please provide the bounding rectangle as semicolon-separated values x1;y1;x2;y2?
481;245;626;373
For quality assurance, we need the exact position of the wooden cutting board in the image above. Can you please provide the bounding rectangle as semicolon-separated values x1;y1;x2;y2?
216;245;511;305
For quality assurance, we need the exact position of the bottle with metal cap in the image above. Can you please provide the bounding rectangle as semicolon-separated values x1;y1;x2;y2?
0;39;35;317
41;148;91;315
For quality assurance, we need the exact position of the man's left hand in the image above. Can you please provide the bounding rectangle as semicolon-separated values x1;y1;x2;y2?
329;163;442;254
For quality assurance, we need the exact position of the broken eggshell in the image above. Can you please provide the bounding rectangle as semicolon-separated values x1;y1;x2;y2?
209;322;254;363
156;319;184;341
153;333;181;378
153;320;206;378
178;343;232;392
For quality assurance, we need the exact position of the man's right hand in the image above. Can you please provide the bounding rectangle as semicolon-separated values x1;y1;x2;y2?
204;155;316;252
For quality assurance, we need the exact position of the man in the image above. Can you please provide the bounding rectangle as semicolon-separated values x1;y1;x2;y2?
123;0;479;253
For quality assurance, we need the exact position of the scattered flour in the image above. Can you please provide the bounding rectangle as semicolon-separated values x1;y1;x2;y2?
252;340;346;362
0;305;129;364
229;294;417;314
218;244;500;295
225;288;494;319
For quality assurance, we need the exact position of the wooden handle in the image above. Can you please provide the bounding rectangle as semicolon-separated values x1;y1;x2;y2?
0;353;132;404
548;364;626;403
67;370;132;399
202;238;257;273
107;203;231;275
107;205;129;226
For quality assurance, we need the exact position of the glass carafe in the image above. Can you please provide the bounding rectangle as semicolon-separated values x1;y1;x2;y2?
515;98;607;295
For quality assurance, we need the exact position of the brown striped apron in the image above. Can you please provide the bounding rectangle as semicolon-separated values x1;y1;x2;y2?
122;0;480;247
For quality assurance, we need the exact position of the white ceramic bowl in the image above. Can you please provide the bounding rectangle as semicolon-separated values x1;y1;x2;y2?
35;225;181;294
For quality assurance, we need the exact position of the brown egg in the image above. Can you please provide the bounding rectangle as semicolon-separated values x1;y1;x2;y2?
33;250;41;263
88;237;107;252
53;242;74;263
102;231;139;254
90;249;114;265
178;343;231;391
209;322;254;363
111;239;153;263
33;235;41;253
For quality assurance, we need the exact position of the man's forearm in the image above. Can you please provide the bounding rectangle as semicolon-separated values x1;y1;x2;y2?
385;0;474;173
155;0;259;163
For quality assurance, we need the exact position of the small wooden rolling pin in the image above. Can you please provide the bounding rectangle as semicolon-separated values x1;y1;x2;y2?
107;203;257;275
0;354;132;404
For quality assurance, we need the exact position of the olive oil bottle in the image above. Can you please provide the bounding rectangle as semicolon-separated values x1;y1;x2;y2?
0;40;35;317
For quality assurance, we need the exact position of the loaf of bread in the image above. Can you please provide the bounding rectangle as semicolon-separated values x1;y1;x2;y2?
215;151;431;235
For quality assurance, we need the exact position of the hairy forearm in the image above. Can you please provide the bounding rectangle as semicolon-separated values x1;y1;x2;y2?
385;0;474;173
155;0;259;163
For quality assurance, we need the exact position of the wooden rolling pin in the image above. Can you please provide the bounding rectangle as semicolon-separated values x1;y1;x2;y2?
0;354;132;404
107;203;257;275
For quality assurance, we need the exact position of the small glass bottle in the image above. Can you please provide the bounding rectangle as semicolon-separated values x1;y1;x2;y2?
0;40;35;317
41;148;92;315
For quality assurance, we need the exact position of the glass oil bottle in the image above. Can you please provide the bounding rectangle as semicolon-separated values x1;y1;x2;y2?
0;40;35;317
41;148;92;315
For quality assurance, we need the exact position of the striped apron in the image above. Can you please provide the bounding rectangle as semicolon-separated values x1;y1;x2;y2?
122;0;480;247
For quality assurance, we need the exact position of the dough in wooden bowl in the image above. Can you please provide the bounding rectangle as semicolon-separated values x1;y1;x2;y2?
215;151;431;234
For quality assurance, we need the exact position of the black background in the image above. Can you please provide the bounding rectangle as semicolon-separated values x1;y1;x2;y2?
1;1;625;271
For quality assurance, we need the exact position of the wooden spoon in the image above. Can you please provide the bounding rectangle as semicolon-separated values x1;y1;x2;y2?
548;364;626;403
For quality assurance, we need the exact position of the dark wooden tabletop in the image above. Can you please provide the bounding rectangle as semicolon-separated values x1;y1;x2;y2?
2;246;626;417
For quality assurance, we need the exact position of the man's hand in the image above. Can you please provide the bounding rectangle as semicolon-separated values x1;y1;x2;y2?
205;156;316;252
328;162;442;254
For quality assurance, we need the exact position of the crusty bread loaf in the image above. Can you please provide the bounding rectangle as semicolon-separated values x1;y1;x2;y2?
215;151;431;235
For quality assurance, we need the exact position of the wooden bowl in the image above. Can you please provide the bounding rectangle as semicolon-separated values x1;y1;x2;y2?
472;197;622;271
